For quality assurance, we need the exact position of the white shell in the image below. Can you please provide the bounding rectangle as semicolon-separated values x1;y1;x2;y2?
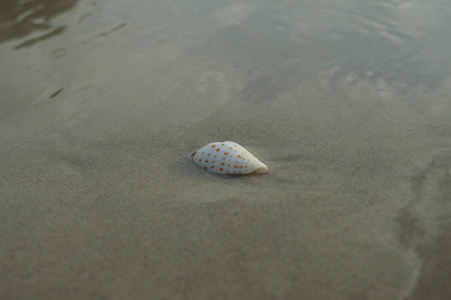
193;141;268;175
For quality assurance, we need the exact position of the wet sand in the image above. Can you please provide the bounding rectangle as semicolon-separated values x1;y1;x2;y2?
1;0;450;299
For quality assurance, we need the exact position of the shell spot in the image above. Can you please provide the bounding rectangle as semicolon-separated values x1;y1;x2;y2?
221;144;225;146
233;172;237;174
208;153;211;156
239;166;242;169
204;167;207;169
211;166;214;169
238;155;242;158
229;147;233;150
199;159;202;162
234;166;238;169
211;145;216;148
212;161;215;163
216;148;220;152
219;168;224;171
224;152;229;155
223;158;226;160
205;160;209;163
221;163;225;165
201;152;204;154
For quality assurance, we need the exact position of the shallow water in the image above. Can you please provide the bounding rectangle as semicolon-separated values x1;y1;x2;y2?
1;0;450;299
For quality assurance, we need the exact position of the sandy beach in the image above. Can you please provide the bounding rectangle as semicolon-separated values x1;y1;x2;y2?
1;0;450;299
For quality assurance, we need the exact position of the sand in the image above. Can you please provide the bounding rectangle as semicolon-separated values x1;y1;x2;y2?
1;0;450;299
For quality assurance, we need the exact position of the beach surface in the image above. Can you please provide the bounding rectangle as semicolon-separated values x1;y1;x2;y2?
1;0;450;299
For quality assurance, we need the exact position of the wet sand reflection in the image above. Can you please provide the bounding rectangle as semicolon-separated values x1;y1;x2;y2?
0;0;78;47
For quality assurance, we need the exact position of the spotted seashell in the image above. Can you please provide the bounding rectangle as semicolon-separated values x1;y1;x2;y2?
192;141;268;175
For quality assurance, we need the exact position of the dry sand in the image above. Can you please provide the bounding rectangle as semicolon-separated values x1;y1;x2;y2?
1;0;450;299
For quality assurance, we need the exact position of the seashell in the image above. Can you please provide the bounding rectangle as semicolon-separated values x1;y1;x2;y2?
192;141;268;175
